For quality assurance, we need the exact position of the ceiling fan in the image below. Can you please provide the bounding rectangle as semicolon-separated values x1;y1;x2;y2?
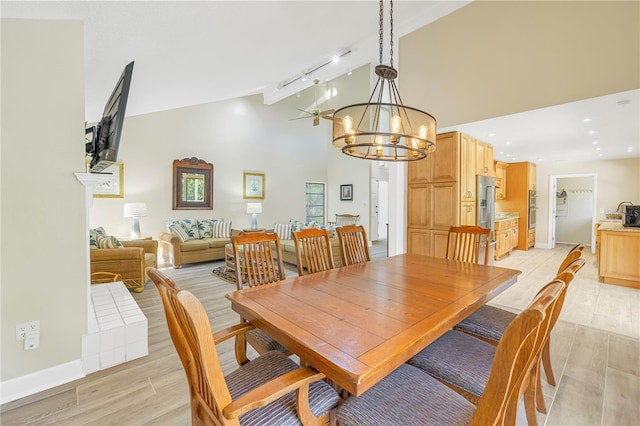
289;79;334;126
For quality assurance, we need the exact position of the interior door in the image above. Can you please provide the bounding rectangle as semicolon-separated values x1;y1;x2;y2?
370;179;379;242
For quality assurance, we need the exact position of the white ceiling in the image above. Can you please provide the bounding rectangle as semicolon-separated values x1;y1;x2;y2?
3;1;639;164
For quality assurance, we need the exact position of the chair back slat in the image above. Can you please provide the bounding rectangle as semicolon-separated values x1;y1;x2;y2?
557;249;582;274
336;225;371;266
335;214;360;226
446;225;491;265
231;232;285;289
293;228;334;276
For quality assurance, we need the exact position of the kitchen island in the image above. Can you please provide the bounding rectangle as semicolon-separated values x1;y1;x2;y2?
597;222;640;289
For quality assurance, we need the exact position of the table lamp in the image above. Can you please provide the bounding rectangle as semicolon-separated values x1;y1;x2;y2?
246;202;262;230
123;202;147;239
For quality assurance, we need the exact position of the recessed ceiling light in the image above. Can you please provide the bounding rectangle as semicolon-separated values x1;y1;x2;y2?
592;141;598;144
332;55;340;63
584;118;591;122
628;147;634;151
505;141;511;145
537;158;543;161
595;147;601;151
589;130;595;134
488;133;495;137
499;151;504;155
506;154;511;157
599;153;603;157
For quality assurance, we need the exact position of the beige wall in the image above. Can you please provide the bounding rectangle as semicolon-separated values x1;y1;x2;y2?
536;158;640;247
400;0;640;127
1;19;87;382
89;65;372;238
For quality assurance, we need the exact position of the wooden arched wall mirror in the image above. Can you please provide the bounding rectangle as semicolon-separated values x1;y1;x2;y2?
173;157;213;210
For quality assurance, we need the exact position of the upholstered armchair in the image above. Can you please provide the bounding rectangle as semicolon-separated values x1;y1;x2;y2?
90;238;157;293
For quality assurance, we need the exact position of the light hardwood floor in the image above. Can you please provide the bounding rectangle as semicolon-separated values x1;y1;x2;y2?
1;241;638;425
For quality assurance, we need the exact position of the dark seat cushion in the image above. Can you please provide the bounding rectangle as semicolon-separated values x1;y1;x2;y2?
407;330;496;399
226;350;339;426
454;304;516;342
337;363;475;426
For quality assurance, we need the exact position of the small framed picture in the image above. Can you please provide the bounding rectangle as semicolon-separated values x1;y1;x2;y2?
340;184;353;201
92;162;124;198
244;172;265;199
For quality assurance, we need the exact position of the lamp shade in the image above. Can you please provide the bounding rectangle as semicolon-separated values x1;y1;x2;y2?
123;202;148;218
246;202;262;214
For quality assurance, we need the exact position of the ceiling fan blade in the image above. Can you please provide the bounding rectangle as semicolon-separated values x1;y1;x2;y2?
313;116;319;126
289;116;312;121
296;108;313;115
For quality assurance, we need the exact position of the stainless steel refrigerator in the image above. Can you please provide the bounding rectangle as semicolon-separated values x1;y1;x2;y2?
477;175;496;264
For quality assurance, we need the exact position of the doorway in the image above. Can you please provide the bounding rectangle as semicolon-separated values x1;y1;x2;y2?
548;173;597;253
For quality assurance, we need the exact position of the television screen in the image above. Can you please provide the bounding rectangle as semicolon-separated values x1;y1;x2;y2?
86;61;134;173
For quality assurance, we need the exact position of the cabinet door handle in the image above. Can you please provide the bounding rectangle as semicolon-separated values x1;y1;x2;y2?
484;166;488;173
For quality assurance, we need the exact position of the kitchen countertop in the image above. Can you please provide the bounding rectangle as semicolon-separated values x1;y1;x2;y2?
598;222;640;232
495;212;519;221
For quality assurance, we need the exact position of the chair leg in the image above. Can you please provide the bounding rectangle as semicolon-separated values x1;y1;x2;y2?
534;360;547;414
524;380;538;426
541;340;556;386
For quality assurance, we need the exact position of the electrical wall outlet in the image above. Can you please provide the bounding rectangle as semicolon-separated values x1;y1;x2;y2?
16;320;40;341
24;330;40;350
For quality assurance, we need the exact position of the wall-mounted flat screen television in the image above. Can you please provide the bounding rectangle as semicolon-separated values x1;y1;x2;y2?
85;61;134;173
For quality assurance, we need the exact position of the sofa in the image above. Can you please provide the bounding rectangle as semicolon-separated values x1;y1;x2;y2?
273;220;343;269
158;219;236;268
89;227;158;293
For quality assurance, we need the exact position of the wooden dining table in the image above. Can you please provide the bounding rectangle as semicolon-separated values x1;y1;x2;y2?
226;253;521;396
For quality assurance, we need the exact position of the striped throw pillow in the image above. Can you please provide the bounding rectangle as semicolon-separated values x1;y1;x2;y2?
273;223;292;240
169;224;190;242
212;220;232;238
96;235;123;249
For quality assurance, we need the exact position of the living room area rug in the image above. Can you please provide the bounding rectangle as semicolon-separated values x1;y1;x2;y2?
212;265;243;286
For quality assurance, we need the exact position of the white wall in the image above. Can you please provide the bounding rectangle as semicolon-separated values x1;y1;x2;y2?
90;65;372;238
1;19;87;387
555;177;595;245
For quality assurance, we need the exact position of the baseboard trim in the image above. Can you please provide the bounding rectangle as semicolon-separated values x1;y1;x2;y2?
0;360;84;404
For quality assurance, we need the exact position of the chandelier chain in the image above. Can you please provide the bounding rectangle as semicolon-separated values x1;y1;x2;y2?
378;0;384;65
390;0;394;68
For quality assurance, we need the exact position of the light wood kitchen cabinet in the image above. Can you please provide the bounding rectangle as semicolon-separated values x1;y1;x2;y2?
460;133;476;201
477;141;494;176
460;202;476;226
598;227;640;289
527;229;536;249
495;220;512;260
494;161;508;200
407;131;494;257
528;162;537;191
496;161;536;250
511;219;519;249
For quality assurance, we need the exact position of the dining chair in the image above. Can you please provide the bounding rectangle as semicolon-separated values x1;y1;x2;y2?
292;228;335;276
406;279;566;426
336;225;371;266
568;242;585;254
450;257;584;418
556;248;582;274
231;231;285;288
336;281;558;426
148;268;340;426
446;225;492;265
231;232;290;356
334;214;360;226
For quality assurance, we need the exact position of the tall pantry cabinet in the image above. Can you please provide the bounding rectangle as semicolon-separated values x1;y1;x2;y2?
407;131;492;257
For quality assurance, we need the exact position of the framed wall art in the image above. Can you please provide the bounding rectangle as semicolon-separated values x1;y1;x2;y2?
340;184;353;201
92;162;124;198
243;172;265;199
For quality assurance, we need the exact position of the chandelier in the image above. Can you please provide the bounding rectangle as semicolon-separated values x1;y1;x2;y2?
332;0;436;161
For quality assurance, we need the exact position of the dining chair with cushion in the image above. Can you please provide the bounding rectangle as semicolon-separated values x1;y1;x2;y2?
336;280;557;426
446;225;492;265
292;228;335;276
231;232;289;356
453;253;585;410
406;279;566;426
336;225;370;266
149;267;340;426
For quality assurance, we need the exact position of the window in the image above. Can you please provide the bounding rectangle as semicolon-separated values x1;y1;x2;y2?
305;182;326;225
